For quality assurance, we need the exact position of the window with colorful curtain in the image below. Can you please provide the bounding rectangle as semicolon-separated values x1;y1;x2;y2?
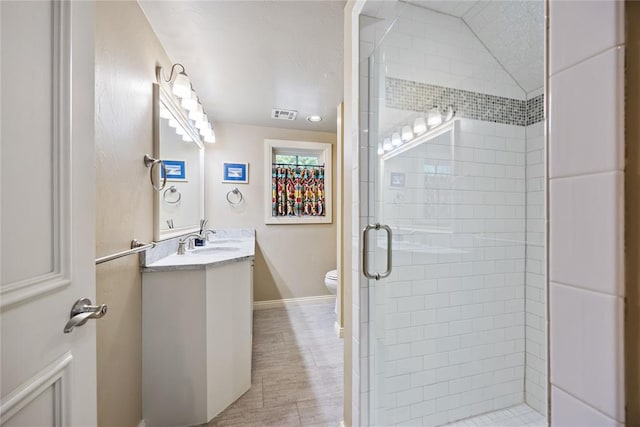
271;165;325;217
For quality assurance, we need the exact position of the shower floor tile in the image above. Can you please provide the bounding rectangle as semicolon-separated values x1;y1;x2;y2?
207;301;343;427
447;404;546;427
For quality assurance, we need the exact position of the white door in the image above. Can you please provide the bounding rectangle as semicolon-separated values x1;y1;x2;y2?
1;1;98;425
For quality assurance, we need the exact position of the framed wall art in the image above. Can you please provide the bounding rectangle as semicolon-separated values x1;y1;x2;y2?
223;162;249;184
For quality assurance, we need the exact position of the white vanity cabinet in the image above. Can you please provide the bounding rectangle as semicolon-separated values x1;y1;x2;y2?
142;258;254;427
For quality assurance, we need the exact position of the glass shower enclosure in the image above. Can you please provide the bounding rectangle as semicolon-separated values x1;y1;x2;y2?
359;1;547;425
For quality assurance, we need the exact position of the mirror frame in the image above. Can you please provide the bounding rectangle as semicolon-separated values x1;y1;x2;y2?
152;82;205;241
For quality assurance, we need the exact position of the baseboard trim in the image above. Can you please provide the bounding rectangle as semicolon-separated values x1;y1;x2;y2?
334;321;344;338
137;420;146;427
253;295;335;310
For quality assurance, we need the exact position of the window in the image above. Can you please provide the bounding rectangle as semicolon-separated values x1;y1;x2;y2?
274;154;319;166
264;139;332;224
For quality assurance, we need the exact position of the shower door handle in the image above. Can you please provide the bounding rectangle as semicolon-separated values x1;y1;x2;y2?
362;223;393;280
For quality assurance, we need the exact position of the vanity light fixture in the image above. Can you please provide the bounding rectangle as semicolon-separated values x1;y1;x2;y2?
306;115;322;123
157;64;215;145
156;63;190;98
427;107;443;128
199;122;212;136
172;69;191;98
401;125;413;142
391;132;402;147
413;117;427;134
444;106;455;122
181;90;198;111
188;103;204;122
378;107;457;157
204;128;216;144
196;113;210;129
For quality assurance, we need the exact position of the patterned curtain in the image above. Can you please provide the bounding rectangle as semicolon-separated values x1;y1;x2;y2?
272;165;325;217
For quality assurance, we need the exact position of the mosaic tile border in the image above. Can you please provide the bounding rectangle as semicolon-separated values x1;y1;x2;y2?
526;94;544;126
386;77;544;127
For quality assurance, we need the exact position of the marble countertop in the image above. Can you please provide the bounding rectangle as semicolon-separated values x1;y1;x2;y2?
142;229;255;272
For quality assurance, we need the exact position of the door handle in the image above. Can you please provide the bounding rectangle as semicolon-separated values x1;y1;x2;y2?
362;223;393;280
63;297;107;333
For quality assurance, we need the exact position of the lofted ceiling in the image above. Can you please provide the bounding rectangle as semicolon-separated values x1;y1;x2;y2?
407;0;544;94
139;1;345;133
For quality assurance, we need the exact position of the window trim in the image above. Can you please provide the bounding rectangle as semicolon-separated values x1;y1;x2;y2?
264;139;333;225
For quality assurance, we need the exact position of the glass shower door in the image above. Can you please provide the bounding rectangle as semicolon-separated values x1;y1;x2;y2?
366;103;463;427
363;6;536;424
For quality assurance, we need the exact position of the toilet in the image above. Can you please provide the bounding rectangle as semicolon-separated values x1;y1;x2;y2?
324;269;338;314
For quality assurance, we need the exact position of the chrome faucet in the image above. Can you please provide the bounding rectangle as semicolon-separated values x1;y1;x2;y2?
177;233;204;255
201;229;216;242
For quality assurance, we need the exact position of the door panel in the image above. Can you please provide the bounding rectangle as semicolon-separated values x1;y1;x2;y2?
364;13;528;426
1;1;96;425
1;0;55;285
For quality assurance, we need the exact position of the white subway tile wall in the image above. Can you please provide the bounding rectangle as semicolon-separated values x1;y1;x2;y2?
551;387;622;427
368;120;533;426
524;121;546;414
548;0;625;424
357;2;547;426
548;0;624;75
549;47;624;178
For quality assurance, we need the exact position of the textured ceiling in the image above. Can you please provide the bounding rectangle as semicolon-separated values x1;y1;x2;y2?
406;0;544;93
139;1;344;132
407;0;477;17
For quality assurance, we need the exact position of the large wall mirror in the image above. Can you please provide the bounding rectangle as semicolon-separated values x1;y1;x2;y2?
378;120;456;236
153;83;204;241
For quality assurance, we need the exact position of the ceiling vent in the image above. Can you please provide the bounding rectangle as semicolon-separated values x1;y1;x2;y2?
271;109;298;121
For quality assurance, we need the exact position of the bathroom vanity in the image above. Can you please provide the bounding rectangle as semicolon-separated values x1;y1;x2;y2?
141;230;255;426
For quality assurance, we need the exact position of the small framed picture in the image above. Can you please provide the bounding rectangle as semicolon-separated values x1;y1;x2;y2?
162;160;187;181
390;172;406;188
223;162;249;184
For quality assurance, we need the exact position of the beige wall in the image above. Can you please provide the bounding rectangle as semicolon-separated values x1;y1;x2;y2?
204;123;337;302
95;2;171;426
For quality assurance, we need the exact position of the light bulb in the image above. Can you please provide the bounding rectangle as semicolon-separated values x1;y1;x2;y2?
172;71;191;98
168;118;178;128
444;106;454;122
413;117;427;134
188;103;203;122
204;128;216;143
181;91;198;111
391;132;402;147
200;123;212;136
378;143;384;155
427;107;442;127
401;125;413;142
383;138;392;151
195;114;208;128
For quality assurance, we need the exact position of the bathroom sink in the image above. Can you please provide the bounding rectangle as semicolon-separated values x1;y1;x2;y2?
207;239;241;244
192;246;240;254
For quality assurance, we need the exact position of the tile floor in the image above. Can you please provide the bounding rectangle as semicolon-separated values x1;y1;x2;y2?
207;301;343;427
446;404;546;427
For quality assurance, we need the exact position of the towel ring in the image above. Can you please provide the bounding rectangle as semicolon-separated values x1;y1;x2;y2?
163;186;182;204
226;187;243;205
143;154;167;191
